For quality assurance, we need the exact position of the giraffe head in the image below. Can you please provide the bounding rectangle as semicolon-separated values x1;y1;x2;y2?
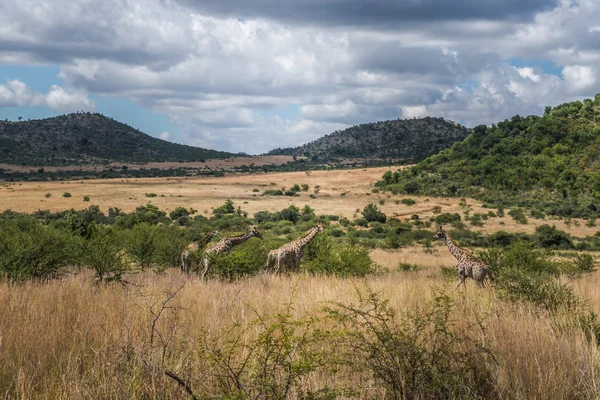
250;226;263;239
316;222;324;233
432;225;447;241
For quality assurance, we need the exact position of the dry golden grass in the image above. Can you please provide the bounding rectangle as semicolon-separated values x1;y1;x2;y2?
1;270;600;398
1;166;596;238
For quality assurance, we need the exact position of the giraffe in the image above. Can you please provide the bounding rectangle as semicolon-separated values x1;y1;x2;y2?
432;225;489;288
181;230;218;275
200;227;263;280
267;222;324;276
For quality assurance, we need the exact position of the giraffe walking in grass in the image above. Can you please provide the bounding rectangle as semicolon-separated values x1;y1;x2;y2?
181;230;218;275
267;222;324;276
432;225;489;288
200;227;263;280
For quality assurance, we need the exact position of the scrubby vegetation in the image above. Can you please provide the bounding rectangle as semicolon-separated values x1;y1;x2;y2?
377;95;600;218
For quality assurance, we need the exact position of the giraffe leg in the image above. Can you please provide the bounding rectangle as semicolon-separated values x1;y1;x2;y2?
200;257;210;280
181;252;188;275
455;270;466;289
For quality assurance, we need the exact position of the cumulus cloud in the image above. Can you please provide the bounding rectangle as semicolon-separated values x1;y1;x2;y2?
0;79;94;112
0;0;599;153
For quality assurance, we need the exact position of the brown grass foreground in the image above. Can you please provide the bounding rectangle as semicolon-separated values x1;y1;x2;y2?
1;269;600;399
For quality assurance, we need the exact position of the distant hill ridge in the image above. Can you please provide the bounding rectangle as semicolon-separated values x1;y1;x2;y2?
0;112;234;166
268;117;470;162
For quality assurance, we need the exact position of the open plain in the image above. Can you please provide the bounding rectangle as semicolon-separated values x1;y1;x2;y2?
2;167;600;398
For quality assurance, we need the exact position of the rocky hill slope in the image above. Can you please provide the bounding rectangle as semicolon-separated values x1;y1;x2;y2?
268;117;470;162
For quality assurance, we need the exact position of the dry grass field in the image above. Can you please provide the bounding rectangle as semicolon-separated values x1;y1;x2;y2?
2;270;600;398
2;167;600;398
1;167;596;237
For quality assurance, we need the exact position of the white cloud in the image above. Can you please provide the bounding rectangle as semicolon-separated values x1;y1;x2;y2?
1;0;600;152
160;131;171;141
563;65;597;93
0;79;93;112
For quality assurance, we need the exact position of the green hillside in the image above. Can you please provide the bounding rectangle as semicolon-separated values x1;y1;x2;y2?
376;95;600;218
0;112;234;166
268;117;470;162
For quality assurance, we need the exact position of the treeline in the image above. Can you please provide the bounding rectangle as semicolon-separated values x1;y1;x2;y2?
377;95;600;218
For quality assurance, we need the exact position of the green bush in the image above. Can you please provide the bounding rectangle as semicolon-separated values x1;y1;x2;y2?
206;239;267;281
0;219;74;281
401;198;416;205
508;208;528;224
534;225;573;249
304;236;376;277
432;213;461;224
125;224;158;269
76;225;128;282
63;192;71;198
362;203;387;223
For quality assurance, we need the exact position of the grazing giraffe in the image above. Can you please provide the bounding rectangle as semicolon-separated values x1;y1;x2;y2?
432;226;489;288
267;222;324;276
200;227;263;280
181;230;218;275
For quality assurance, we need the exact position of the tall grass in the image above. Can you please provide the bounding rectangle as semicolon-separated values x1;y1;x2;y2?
2;269;600;398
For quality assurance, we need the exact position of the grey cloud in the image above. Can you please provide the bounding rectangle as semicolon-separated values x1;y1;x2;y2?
177;0;557;26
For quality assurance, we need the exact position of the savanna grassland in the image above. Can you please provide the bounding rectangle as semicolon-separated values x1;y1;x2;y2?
2;166;600;399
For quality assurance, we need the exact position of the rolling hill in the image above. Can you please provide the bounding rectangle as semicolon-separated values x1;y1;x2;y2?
0;112;234;166
376;95;600;218
267;117;470;162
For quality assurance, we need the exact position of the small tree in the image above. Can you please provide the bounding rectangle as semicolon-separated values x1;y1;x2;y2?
362;203;387;223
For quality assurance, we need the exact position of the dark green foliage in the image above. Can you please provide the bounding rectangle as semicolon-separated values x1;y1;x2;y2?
212;199;236;217
376;96;600;218
262;189;284;196
0;112;233;166
125;224;159;269
205;240;267;281
432;213;461;225
325;287;494;399
534;225;573;249
63;192;71;198
508;209;528;224
362;203;387;223
169;206;192;220
354;218;369;227
83;196;90;202
303;236;377;277
76;224;128;282
400;198;416;205
0;218;74;281
269;117;469;163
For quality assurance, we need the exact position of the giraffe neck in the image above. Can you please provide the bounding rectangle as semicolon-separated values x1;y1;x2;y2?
226;231;255;247
196;232;214;246
443;233;470;261
295;227;320;249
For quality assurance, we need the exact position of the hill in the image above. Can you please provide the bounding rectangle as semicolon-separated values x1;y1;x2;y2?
376;95;600;218
0;112;234;166
267;117;470;162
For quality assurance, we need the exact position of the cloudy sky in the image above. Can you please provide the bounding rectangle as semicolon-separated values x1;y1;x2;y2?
1;0;599;154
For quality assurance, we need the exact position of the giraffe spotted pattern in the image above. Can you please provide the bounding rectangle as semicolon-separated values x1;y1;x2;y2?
181;230;218;275
433;226;489;288
267;222;324;275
